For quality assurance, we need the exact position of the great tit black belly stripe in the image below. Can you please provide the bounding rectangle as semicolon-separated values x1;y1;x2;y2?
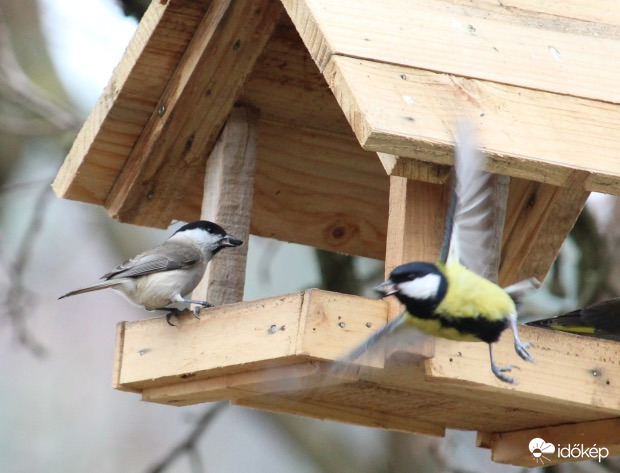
404;308;508;344
433;315;508;344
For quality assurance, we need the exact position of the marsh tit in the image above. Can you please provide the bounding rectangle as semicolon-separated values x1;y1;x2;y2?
59;220;242;324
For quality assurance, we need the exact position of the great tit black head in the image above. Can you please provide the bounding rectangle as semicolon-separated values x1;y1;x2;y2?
376;262;448;315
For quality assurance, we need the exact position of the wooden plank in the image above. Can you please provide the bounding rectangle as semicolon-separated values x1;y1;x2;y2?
233;392;446;436
114;290;620;442
167;118;390;259
488;418;620;467
141;362;335;406
240;17;352;135
424;326;620;416
363;358;611;428
278;372;579;433
324;56;620;196
298;289;387;364
250;119;389;259
284;0;620;102
476;0;620;28
384;177;449;277
383;177;446;360
115;290;388;390
500;176;589;286
192;106;257;307
111;322;139;394
374;166;587;286
105;0;281;227
116;293;305;390
377;153;450;183
53;0;210;204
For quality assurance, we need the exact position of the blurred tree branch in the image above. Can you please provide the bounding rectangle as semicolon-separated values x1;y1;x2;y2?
0;1;79;355
0;182;52;356
0;4;80;137
146;402;227;473
115;0;150;20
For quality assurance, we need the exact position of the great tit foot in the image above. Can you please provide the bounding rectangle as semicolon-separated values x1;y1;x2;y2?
515;341;534;363
491;363;516;384
198;301;213;308
192;306;201;319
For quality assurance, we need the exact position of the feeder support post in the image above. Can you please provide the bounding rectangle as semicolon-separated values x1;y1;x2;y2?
192;106;258;306
383;174;451;359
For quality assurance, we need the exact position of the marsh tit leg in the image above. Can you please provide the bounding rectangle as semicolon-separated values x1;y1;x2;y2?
163;308;180;327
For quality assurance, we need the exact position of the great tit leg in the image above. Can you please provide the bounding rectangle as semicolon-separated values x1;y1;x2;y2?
508;313;534;362
489;344;516;384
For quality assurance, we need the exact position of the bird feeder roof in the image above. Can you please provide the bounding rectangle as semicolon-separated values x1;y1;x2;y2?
53;0;620;269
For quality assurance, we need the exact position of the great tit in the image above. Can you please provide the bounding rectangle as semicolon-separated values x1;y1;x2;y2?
350;123;534;383
59;220;242;324
527;298;620;341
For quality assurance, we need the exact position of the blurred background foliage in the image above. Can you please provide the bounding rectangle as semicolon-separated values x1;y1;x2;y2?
1;0;619;472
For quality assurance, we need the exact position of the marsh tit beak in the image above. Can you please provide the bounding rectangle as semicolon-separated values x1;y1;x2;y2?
221;234;243;247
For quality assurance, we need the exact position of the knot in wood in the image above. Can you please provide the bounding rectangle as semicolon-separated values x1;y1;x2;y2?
325;219;358;246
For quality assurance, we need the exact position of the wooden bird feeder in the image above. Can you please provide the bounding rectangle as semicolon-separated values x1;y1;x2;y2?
53;0;620;466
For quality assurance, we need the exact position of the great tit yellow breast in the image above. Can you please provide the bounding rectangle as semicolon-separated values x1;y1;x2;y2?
437;263;515;321
403;262;515;344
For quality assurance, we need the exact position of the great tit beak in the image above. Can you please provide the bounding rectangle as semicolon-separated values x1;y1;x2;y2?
221;234;243;247
375;279;397;296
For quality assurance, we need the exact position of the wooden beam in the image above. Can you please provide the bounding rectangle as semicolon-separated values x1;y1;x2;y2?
500;176;589;285
104;0;281;227
284;0;620;102
382;176;451;357
114;290;620;445
377;153;450;184
114;290;386;390
250;119;389;259
240;18;352;136
323;55;620;196
116;292;305;390
373;164;587;286
424;326;620;416
53;0;211;205
234;393;446;436
486;418;620;467
385;176;449;275
140;362;334;405
475;0;620;28
191;106;257;307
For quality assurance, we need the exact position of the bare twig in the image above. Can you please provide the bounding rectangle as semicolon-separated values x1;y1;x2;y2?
0;182;52;356
146;402;227;473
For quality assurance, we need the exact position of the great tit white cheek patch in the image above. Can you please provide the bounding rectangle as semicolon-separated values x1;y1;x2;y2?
398;273;442;300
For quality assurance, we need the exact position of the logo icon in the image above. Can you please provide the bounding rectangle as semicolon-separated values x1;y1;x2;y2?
529;438;556;464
